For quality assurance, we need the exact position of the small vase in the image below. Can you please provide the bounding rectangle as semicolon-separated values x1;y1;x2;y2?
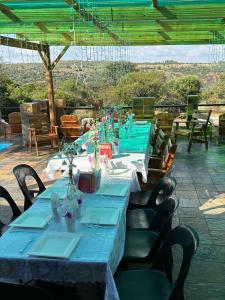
114;142;119;155
93;169;101;191
65;214;75;233
77;204;82;219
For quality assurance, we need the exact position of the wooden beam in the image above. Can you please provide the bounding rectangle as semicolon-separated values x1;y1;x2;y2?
38;49;48;69
153;0;158;8
0;3;21;23
158;31;170;40
0;35;47;52
51;45;69;70
65;0;123;43
43;46;56;126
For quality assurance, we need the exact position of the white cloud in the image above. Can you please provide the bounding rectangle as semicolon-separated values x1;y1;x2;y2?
0;44;220;64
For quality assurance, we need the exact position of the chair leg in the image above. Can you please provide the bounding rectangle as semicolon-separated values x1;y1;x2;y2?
188;135;193;152
34;138;39;156
203;130;208;150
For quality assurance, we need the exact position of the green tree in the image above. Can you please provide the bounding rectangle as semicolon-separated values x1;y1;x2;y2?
115;71;167;103
166;75;201;103
102;61;136;86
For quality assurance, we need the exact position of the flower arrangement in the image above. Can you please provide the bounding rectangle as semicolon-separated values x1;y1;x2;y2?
58;142;81;181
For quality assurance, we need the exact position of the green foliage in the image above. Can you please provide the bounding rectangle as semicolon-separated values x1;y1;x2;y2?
202;73;225;103
166;75;201;103
102;61;136;85
116;71;167;103
55;78;89;106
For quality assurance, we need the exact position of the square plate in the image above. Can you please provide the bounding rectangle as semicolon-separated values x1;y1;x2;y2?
81;208;119;226
95;183;128;197
9;211;52;228
28;232;80;259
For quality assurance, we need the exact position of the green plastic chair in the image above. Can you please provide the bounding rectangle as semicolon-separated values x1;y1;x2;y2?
122;197;179;270
116;225;199;300
127;177;177;230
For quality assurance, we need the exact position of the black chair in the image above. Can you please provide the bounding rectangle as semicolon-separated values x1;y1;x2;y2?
123;197;179;267
116;224;199;300
129;176;177;209
127;177;177;229
0;281;53;299
0;186;21;235
13;164;46;211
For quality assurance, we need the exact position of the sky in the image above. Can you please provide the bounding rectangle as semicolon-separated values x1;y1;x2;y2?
0;44;219;64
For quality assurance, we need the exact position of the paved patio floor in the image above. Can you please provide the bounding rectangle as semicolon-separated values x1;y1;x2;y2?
0;134;225;299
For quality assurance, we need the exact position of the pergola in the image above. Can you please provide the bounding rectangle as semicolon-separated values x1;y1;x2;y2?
1;0;225;124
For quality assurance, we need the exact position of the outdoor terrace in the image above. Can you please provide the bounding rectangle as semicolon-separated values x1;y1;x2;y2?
0;134;225;299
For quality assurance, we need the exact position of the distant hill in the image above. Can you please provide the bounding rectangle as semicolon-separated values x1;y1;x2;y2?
1;61;225;90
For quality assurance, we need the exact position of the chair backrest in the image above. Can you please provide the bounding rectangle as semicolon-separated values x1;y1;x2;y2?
153;129;168;156
152;224;199;300
0;186;21;226
163;139;177;174
156;112;175;133
147;176;177;209
149;196;179;233
0;281;53;299
13;164;46;210
29;113;50;135
187;94;199;121
8;112;22;133
8;112;21;124
60;114;79;127
132;97;155;121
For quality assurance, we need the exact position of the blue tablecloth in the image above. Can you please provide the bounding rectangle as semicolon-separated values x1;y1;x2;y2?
0;122;152;300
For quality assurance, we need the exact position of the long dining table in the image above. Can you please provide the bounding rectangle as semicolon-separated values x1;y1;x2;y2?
0;121;152;300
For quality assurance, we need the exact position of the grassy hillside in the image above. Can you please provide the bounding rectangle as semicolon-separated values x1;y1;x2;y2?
1;60;224;90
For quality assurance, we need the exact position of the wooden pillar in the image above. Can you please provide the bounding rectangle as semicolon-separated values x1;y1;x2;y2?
43;46;56;126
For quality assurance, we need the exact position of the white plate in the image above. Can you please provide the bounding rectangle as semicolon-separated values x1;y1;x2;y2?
9;211;51;229
28;232;80;259
96;183;128;197
108;169;133;178
81;207;119;226
135;121;148;125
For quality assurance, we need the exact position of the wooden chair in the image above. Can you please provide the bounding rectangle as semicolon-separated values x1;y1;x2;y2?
4;112;22;139
155;112;175;136
60;114;79;127
60;114;83;142
187;109;212;152
141;139;177;190
149;129;169;170
28;114;59;156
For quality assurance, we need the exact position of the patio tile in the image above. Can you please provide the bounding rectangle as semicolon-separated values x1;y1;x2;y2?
176;184;196;191
179;198;200;208
210;230;225;246
206;219;225;231
186;260;225;283
184;283;225;300
176;190;198;200
178;207;204;219
179;217;209;233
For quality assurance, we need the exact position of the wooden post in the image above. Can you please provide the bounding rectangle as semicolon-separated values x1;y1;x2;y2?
43;45;56;126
